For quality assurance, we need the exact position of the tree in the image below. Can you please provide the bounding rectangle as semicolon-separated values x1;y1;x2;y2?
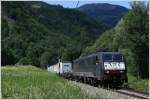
123;1;149;79
17;57;32;65
60;46;82;62
1;48;15;66
1;1;107;67
40;52;53;69
112;1;149;79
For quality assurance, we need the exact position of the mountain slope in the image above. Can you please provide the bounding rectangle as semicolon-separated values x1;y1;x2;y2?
78;3;129;27
1;1;107;67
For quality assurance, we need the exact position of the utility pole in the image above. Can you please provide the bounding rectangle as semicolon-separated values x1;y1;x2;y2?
76;1;79;8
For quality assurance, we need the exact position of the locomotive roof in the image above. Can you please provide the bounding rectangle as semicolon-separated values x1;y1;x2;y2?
74;52;122;61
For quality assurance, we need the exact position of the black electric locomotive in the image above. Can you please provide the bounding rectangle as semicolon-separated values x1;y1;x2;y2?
72;52;128;87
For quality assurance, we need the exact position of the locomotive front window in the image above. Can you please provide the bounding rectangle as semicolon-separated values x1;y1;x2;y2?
102;54;112;61
113;54;123;61
103;54;123;62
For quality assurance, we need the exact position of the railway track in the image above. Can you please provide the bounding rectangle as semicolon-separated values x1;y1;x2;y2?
115;89;149;99
101;85;149;99
65;77;149;99
68;79;149;99
98;85;149;99
97;83;149;98
68;80;149;99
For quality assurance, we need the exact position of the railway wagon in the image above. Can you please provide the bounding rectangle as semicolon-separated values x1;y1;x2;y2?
72;52;128;86
47;61;72;77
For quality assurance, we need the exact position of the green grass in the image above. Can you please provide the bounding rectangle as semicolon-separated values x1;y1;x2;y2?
128;73;149;93
1;65;97;99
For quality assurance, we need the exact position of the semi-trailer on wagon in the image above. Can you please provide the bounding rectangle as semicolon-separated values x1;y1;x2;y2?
47;61;72;77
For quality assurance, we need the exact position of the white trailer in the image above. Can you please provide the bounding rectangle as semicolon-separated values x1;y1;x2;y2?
59;62;72;74
47;61;72;74
47;63;59;73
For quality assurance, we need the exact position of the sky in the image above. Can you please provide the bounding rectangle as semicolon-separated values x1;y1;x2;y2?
42;0;148;9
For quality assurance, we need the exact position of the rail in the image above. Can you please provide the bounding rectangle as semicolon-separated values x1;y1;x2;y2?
116;89;149;99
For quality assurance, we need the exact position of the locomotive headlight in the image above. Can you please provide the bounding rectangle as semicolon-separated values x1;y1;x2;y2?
106;70;109;74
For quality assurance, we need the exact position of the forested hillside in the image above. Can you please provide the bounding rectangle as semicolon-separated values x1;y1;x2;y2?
83;2;149;79
1;1;107;68
2;1;148;79
78;3;129;27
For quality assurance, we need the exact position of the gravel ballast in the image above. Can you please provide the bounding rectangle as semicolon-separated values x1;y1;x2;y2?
68;80;137;99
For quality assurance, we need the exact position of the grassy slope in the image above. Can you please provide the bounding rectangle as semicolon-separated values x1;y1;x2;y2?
2;66;148;98
1;66;96;99
127;73;149;93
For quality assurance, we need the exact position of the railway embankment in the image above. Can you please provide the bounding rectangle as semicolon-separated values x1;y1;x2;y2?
1;66;96;99
68;80;149;99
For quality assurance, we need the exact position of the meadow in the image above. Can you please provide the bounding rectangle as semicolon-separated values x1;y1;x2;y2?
1;65;148;99
1;66;95;99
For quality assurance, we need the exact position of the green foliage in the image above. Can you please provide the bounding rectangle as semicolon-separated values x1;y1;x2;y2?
17;57;32;65
92;29;115;51
127;73;149;93
1;1;107;67
1;47;16;65
61;48;81;61
2;66;98;99
40;52;53;69
122;1;149;79
113;1;149;78
82;29;115;56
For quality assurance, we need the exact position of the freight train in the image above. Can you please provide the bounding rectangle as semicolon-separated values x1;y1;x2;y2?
47;52;128;87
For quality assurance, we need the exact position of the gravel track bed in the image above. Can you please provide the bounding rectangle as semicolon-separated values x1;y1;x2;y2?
67;80;137;99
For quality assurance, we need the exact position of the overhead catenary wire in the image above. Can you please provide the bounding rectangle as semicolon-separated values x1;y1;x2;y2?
76;1;80;8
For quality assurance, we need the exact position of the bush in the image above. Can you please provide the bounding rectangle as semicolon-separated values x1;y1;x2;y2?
40;52;52;69
16;57;31;65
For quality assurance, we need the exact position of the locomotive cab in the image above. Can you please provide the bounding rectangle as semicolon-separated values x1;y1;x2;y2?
101;52;128;86
103;53;125;73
